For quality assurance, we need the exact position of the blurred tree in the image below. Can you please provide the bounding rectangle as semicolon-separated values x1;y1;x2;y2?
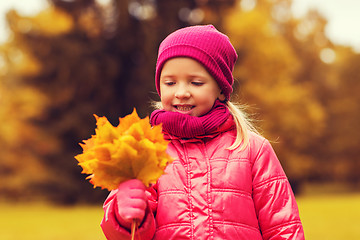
223;0;328;192
282;7;360;186
0;0;237;203
0;23;55;200
311;47;360;184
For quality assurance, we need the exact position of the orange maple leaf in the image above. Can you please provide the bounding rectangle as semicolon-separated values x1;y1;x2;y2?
75;109;172;191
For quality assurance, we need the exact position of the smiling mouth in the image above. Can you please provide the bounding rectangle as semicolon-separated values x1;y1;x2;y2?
175;105;194;111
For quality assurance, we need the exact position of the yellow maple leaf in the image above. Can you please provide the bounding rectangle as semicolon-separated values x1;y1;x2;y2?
75;109;172;191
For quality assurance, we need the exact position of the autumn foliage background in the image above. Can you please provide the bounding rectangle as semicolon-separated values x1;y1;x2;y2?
0;0;359;205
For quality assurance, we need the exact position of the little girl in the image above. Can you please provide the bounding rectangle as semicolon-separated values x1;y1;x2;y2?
101;25;305;240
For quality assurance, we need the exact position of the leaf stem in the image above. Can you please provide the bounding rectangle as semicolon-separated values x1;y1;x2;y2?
131;219;137;240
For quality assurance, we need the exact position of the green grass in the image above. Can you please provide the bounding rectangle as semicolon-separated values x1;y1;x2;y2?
1;194;360;240
297;194;360;240
0;203;106;240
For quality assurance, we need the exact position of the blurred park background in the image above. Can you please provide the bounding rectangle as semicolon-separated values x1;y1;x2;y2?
0;0;359;239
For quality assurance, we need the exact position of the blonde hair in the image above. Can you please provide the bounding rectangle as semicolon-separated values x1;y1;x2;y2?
151;100;259;151
225;101;259;151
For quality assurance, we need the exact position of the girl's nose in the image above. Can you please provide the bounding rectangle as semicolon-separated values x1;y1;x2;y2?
175;86;190;99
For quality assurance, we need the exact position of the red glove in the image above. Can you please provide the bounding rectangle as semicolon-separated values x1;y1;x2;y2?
115;179;147;229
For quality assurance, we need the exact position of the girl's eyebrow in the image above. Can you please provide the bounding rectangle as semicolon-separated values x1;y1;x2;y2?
160;72;175;77
188;73;206;77
160;71;208;79
160;74;175;80
183;72;209;78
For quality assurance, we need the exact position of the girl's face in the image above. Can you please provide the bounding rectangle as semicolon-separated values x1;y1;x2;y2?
159;57;225;117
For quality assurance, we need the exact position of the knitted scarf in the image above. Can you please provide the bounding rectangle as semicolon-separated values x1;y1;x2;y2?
150;100;230;138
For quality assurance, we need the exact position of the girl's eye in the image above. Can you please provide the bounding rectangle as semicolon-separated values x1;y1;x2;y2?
192;81;204;86
164;81;175;86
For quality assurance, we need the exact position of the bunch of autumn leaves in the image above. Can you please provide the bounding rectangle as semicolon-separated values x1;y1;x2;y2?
75;109;173;191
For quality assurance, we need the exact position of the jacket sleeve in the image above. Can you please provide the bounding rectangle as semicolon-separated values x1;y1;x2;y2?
100;186;158;240
251;139;305;240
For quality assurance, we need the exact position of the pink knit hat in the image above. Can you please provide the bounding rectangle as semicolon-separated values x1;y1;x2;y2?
155;25;238;100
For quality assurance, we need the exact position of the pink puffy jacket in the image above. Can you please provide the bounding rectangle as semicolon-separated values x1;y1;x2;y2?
101;119;305;239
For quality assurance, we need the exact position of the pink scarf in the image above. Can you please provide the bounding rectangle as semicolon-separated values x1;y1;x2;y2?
150;100;231;138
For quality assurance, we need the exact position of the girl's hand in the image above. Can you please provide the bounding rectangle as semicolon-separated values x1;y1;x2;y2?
115;179;147;229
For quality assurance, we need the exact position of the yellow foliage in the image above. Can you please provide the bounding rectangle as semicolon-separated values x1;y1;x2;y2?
6;7;73;37
29;7;74;36
0;86;49;147
75;109;173;190
6;46;41;76
225;8;300;82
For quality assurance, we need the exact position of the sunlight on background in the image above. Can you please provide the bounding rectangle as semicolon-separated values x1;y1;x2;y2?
291;0;360;52
0;0;48;43
1;0;360;51
319;48;336;64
